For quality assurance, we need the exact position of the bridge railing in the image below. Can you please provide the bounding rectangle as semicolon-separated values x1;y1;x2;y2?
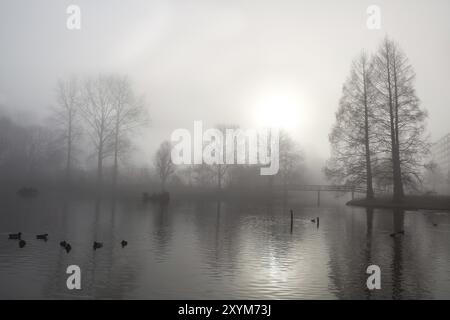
286;184;383;194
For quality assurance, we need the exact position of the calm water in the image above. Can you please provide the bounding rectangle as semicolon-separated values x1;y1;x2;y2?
0;194;450;299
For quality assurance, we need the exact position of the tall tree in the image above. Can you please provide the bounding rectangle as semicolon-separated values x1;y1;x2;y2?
154;140;175;191
53;76;81;183
80;75;116;189
326;52;377;199
372;37;428;201
278;130;302;195
108;75;148;192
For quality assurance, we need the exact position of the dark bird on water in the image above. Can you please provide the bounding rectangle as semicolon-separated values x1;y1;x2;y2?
121;240;128;248
9;232;22;240
390;230;405;237
433;223;438;227
36;234;48;241
59;240;71;253
19;240;26;248
93;241;103;250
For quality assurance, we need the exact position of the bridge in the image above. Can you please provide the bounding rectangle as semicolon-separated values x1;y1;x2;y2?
285;184;384;206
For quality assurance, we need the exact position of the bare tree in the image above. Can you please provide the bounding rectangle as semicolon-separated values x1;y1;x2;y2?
278;130;302;195
154;140;175;191
80;75;116;188
108;75;148;191
372;37;429;201
53;76;81;183
326;52;377;199
210;124;239;190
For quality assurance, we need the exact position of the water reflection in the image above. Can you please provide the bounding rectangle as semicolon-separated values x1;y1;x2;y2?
391;208;404;300
0;197;449;299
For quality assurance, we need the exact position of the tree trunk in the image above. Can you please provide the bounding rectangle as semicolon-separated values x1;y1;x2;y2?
392;56;404;201
385;47;403;202
97;140;103;191
362;64;374;199
112;119;119;193
65;114;72;184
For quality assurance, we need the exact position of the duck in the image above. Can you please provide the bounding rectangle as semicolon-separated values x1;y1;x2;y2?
93;241;103;250
8;232;22;240
311;217;319;223
389;230;405;237
60;240;68;248
65;243;72;253
19;240;26;248
121;240;128;248
36;233;48;241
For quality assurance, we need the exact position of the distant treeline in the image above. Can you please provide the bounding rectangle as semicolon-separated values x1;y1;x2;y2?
0;75;307;199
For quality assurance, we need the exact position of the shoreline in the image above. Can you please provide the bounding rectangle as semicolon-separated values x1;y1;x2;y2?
347;195;450;211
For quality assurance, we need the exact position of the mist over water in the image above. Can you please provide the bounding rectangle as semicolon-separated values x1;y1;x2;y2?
1;194;449;299
1;0;450;302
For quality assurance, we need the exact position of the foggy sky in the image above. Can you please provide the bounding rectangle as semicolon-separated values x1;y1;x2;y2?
1;0;449;175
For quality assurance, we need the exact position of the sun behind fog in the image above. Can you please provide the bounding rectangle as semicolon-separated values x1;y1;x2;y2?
254;92;302;130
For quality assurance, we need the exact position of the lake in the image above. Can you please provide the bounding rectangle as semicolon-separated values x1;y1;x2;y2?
1;194;449;299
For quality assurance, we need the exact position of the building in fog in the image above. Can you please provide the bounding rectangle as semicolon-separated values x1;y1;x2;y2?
430;133;450;193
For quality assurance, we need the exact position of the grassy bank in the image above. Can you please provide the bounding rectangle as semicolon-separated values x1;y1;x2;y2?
347;195;450;211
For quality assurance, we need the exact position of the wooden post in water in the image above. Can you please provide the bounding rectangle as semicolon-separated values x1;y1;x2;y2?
317;190;321;207
290;209;294;233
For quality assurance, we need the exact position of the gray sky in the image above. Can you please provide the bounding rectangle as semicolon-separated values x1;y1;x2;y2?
1;0;449;173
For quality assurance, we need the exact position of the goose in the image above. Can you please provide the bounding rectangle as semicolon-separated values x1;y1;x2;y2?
36;234;48;241
65;244;72;253
8;232;22;240
19;240;26;248
60;241;67;248
93;241;103;250
121;240;128;248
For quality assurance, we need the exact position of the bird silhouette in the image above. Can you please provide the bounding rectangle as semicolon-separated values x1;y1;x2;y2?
36;234;48;241
19;240;26;248
8;232;21;240
121;240;128;248
93;241;103;250
390;230;405;237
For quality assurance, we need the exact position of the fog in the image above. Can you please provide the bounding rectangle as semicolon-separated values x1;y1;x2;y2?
1;0;449;177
